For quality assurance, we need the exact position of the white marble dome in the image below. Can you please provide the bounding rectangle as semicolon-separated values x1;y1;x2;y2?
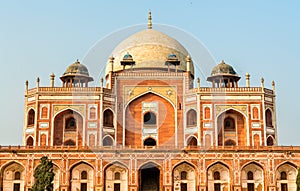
106;28;194;75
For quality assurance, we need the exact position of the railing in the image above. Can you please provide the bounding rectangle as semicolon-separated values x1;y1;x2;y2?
0;145;298;152
197;87;264;93
27;87;113;95
26;86;274;98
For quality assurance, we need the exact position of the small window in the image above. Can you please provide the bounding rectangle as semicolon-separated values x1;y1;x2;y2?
224;117;235;131
103;136;114;146
26;137;34;146
267;136;274;146
186;109;197;126
247;171;254;180
64;139;75;146
81;171;87;180
14;171;21;180
266;109;273;127
144;138;156;147
65;117;76;131
27;109;35;126
213;171;220;180
181;171;187;180
144;112;156;125
104;109;114;127
114;172;121;180
187;137;197;147
280;171;287;180
224;139;236;146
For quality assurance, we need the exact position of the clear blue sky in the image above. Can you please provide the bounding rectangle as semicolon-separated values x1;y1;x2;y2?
0;1;299;145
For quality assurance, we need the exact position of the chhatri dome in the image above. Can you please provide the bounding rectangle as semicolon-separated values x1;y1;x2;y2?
106;11;194;76
60;59;93;87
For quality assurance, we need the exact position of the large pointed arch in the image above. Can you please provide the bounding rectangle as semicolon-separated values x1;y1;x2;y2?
125;92;176;147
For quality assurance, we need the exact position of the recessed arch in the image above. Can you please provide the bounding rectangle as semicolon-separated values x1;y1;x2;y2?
26;136;34;146
143;137;157;147
143;111;157;125
103;108;114;127
266;135;275;146
172;161;196;191
186;109;197;127
216;109;247;146
265;108;273;127
104;162;128;191
275;161;298;190
224;139;236;146
103;135;114;146
139;162;161;191
53;109;84;146
186;135;197;147
241;161;265;191
125;92;175;147
0;161;26;191
69;161;94;191
27;108;35;126
207;162;230;191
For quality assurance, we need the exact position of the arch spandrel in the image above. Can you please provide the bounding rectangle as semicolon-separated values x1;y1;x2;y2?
215;104;248;117
53;105;86;117
124;86;177;107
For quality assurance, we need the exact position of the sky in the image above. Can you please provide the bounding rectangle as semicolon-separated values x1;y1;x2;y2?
0;1;299;145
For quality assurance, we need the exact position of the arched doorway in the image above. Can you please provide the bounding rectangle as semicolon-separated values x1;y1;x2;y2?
139;163;160;191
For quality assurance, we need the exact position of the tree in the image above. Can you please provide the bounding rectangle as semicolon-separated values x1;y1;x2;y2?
30;156;55;191
297;167;300;191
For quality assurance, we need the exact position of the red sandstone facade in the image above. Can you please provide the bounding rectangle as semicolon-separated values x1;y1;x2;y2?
0;13;297;191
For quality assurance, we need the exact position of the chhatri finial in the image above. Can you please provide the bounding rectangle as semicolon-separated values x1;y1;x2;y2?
148;10;152;29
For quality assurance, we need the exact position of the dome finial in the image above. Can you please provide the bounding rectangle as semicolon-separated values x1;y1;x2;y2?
148;10;152;29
